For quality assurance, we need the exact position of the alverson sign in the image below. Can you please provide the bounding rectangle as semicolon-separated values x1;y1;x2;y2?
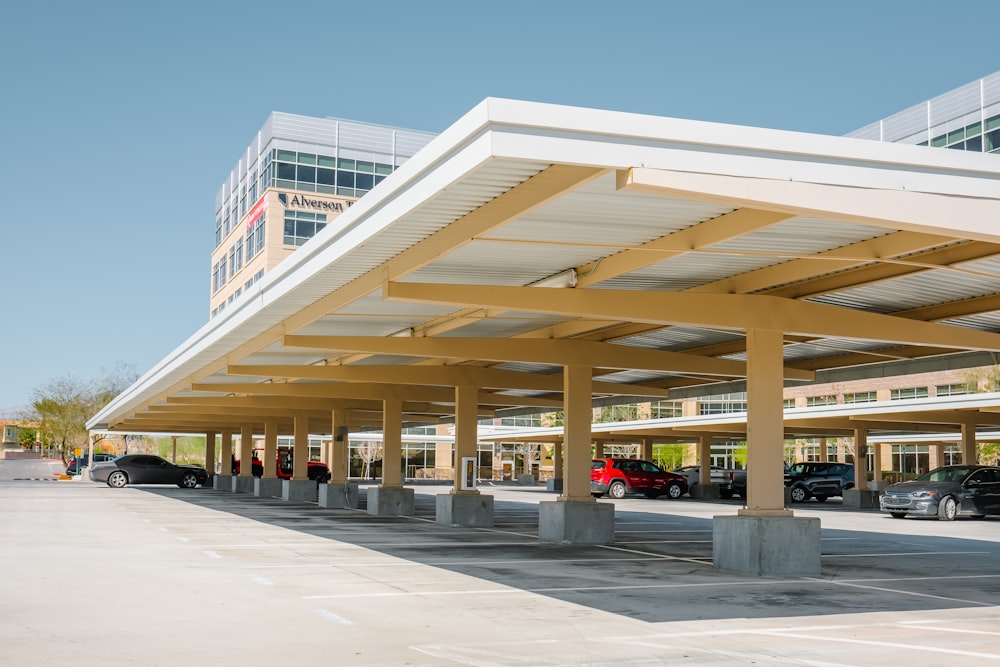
278;192;353;213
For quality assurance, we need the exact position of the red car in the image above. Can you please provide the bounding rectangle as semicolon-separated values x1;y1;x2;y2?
233;448;331;483
591;458;688;499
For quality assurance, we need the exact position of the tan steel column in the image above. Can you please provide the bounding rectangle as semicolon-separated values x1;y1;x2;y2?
927;442;943;471
239;425;253;477
553;440;563;484
453;384;479;494
853;428;868;490
594;439;606;458
331;407;349;484
872;442;884;483
819;437;828;462
292;414;309;481
263;418;278;478
171;436;178;463
382;398;403;487
640;438;653;462
561;364;595;502
961;422;977;464
204;431;216;474
220;429;233;475
740;329;791;516
698;434;712;486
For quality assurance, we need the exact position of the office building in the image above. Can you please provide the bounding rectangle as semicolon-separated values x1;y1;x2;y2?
210;113;436;317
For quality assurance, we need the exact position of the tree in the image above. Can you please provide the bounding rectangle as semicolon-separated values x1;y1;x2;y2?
25;363;139;461
30;376;93;459
357;439;384;479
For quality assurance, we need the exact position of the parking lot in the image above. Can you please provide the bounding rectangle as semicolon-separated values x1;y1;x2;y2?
2;476;1000;666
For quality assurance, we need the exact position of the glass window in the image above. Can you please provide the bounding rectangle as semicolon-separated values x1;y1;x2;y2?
356;160;374;173
966;136;982;152
337;170;355;188
276;162;295;180
986;114;1000;132
337;158;355;170
806;395;836;406
967;121;982;136
987;129;1000;152
356;173;374;190
298;153;316;165
277;149;296;162
318;155;335;168
375;163;393;176
890;387;928;400
931;134;947;148
317;168;335;185
936;383;973;396
947;128;965;144
297;165;316;183
844;391;876;404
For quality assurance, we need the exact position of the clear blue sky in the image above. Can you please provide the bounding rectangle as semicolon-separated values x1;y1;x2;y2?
1;0;997;410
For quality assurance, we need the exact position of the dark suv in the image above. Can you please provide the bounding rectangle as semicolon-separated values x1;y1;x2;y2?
591;458;688;499
785;462;854;502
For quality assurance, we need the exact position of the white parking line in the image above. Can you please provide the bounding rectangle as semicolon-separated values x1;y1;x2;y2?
806;577;994;607
248;575;274;586
822;550;989;558
313;608;352;625
203;550;221;559
753;629;1000;660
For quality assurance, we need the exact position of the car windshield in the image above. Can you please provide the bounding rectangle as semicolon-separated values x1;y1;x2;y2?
787;463;826;475
916;467;975;483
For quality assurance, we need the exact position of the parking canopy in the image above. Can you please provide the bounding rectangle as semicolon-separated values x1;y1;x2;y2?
89;97;1000;436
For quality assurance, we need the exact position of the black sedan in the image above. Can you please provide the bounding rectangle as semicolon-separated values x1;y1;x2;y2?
90;455;208;489
880;465;1000;521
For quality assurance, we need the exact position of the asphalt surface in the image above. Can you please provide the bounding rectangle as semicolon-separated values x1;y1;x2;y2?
2;459;1000;666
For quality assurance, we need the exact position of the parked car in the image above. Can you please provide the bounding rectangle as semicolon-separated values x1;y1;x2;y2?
591;458;688;499
673;465;736;497
66;453;116;475
724;462;791;499
233;448;331;483
880;465;1000;521
90;455;208;489
785;461;854;502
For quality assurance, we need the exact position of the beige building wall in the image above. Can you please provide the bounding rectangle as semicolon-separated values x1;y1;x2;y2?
210;189;356;314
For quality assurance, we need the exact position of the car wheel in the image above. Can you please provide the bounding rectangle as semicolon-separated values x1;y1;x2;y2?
609;481;627;499
890;512;907;519
107;471;128;488
790;485;809;503
178;472;199;488
937;496;957;521
665;482;683;499
814;495;829;503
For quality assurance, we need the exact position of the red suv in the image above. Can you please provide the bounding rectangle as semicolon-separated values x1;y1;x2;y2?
591;458;688;499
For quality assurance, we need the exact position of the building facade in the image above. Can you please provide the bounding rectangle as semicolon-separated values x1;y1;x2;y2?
210;113;436;317
848;69;1000;153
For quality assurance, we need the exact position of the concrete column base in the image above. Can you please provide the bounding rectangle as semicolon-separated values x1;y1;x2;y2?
843;488;880;510
213;474;232;491
690;483;720;499
254;477;284;498
539;500;614;545
233;476;255;493
282;479;319;503
367;486;414;516
517;474;536;485
318;483;359;508
713;514;821;576
436;492;494;527
546;478;563;492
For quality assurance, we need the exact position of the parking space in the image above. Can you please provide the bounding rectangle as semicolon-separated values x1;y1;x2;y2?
3;480;1000;666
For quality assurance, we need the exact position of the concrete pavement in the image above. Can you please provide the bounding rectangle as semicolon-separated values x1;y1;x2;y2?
1;475;999;666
